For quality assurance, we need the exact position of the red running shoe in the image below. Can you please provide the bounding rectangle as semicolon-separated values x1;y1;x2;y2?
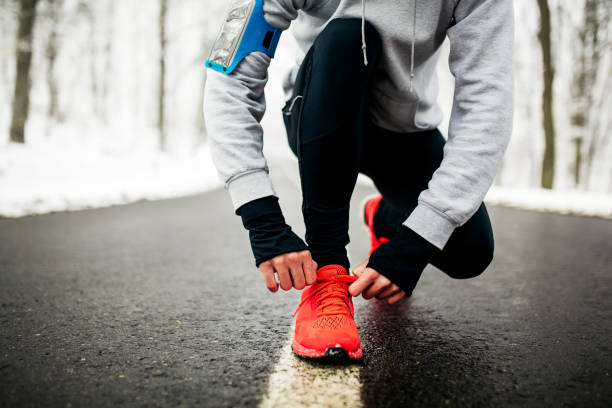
362;194;391;254
292;264;362;362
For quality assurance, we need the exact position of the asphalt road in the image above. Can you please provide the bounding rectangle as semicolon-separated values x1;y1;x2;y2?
1;158;611;407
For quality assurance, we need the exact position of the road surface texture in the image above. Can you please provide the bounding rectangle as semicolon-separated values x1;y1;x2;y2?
1;156;611;407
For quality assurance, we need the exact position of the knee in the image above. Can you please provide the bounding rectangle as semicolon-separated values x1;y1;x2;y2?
460;239;494;279
469;237;495;278
314;18;382;63
441;234;495;280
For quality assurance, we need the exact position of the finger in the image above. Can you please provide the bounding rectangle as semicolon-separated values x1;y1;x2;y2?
387;291;407;305
363;275;392;300
300;251;317;285
259;262;278;292
351;258;369;277
376;284;401;300
272;258;292;291
276;266;292;291
286;253;305;290
290;268;306;290
349;267;378;297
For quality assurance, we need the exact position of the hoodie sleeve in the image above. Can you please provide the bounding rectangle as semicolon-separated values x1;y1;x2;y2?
403;0;514;249
203;0;321;211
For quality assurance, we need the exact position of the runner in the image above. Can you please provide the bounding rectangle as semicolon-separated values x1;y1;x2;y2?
204;0;514;362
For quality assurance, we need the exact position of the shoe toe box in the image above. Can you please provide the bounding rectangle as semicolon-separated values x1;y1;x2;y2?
295;315;361;353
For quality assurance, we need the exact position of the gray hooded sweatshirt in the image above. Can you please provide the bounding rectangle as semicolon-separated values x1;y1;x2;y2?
203;0;514;250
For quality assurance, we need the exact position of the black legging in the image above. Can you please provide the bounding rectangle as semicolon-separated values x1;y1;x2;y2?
282;18;494;280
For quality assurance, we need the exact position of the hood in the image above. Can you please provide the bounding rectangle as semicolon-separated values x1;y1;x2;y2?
360;0;418;92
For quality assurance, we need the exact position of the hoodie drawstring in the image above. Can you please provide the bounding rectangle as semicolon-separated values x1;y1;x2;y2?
410;0;416;92
360;0;417;93
361;0;368;66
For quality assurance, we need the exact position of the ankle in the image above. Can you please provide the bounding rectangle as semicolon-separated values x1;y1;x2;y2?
373;199;402;239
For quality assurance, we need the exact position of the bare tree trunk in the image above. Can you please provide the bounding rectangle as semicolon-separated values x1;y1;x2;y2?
9;0;40;144
582;0;605;188
570;6;589;187
101;1;114;123
573;137;583;186
537;0;556;189
76;1;104;120
0;1;13;104
85;4;100;118
45;0;62;123
158;0;168;151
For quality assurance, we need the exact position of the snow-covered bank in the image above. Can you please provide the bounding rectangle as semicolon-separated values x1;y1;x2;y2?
0;134;221;218
2;136;611;220
485;186;612;219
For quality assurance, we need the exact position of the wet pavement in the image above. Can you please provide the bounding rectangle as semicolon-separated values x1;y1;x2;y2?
1;158;611;407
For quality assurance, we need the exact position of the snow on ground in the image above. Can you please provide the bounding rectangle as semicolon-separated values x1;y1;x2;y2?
1;131;611;220
485;186;612;219
0;124;221;218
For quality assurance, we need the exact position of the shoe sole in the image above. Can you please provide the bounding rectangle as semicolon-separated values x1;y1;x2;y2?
291;340;363;363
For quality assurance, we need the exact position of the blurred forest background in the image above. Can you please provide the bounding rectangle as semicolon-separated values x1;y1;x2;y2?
1;0;225;151
0;0;610;217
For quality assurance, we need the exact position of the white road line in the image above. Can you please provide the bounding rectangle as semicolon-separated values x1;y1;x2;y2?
259;325;363;408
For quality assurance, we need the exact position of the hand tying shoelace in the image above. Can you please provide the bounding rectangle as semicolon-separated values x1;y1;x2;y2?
292;275;358;317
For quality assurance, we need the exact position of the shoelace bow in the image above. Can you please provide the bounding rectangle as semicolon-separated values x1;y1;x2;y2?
292;275;358;318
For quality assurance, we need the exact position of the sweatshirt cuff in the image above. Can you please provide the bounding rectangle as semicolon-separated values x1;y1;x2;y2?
403;203;457;250
236;195;281;219
227;170;277;212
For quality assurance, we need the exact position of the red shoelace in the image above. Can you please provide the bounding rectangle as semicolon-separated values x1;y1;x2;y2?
292;275;358;318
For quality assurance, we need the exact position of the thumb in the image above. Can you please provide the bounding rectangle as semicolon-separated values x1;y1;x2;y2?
352;258;369;277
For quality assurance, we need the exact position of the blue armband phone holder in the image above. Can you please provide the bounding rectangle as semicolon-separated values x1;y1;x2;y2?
206;0;282;74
